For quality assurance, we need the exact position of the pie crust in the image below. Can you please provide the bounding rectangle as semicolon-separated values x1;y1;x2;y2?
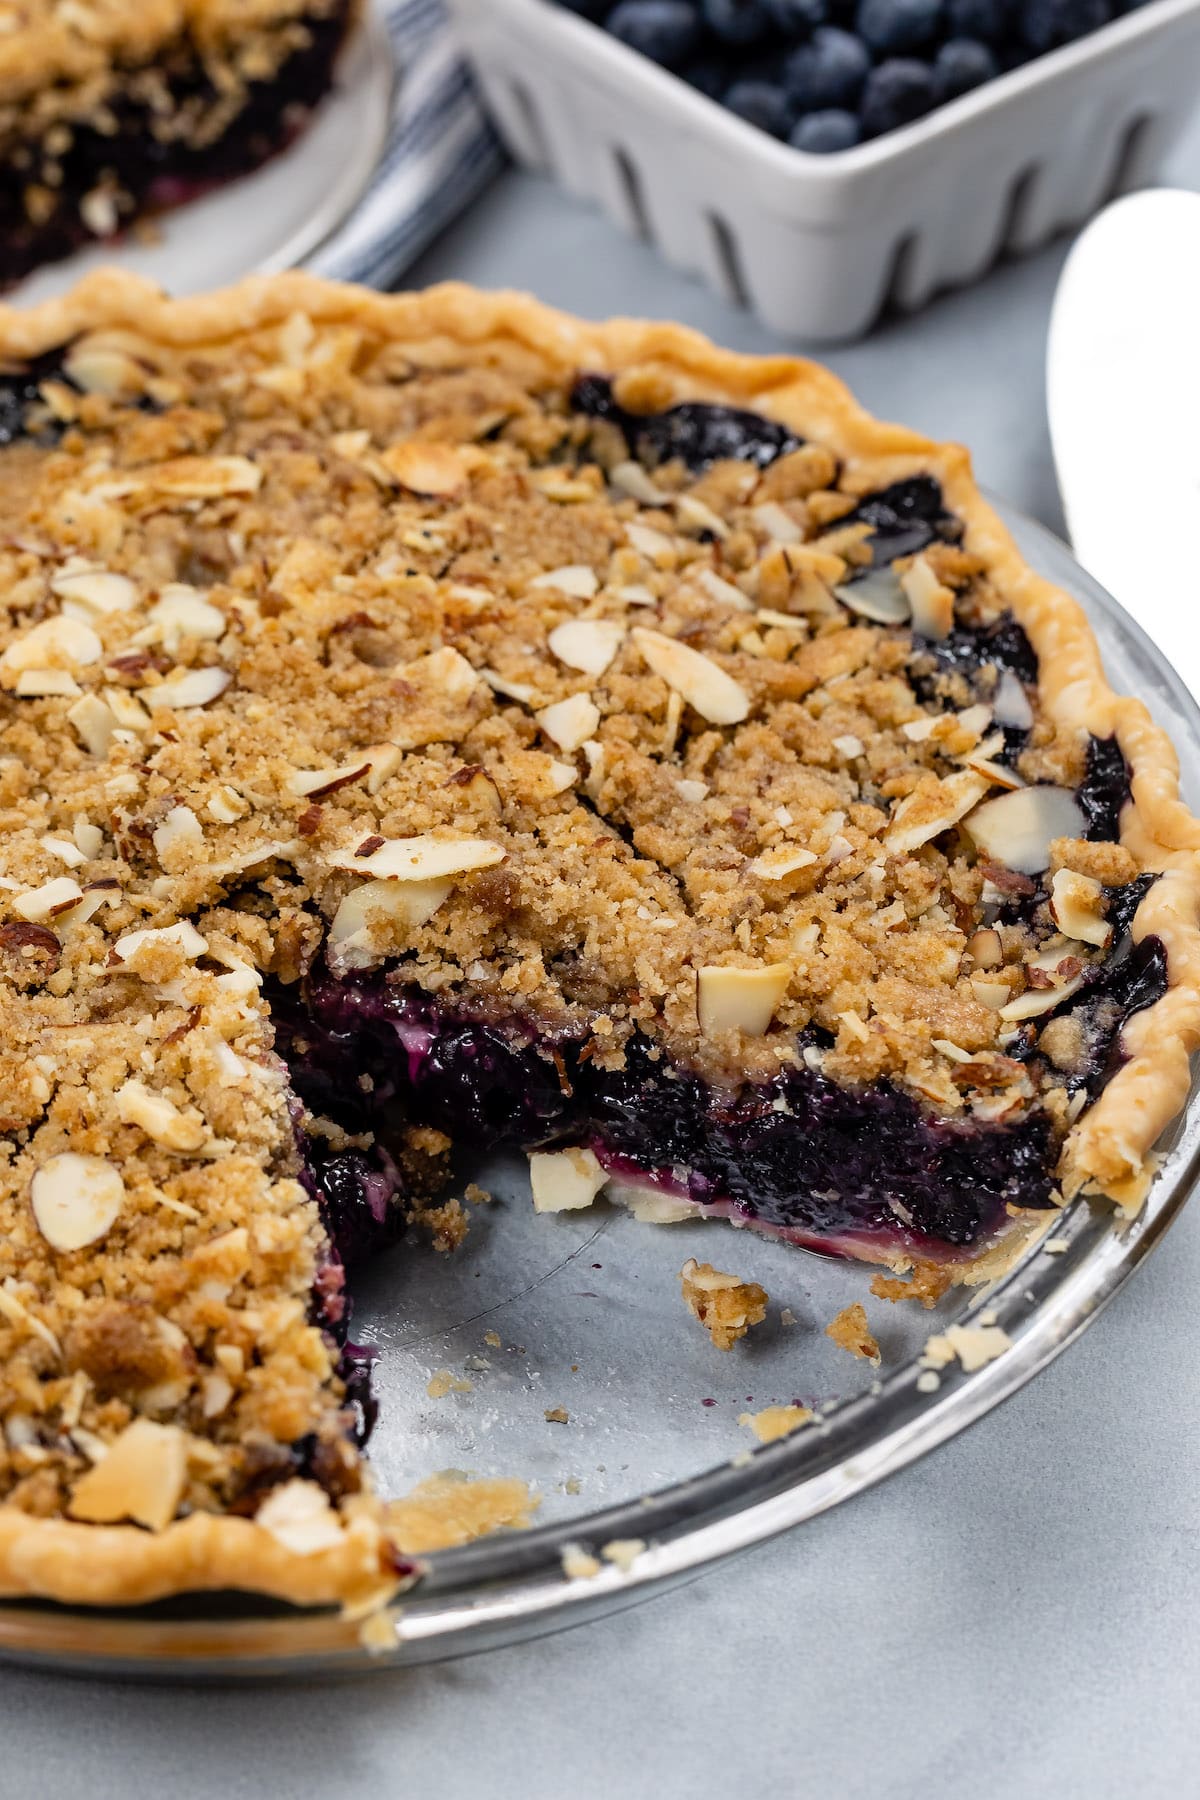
0;271;1195;1611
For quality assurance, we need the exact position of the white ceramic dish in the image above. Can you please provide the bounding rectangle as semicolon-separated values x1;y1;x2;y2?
0;506;1194;1679
445;0;1200;341
8;7;395;310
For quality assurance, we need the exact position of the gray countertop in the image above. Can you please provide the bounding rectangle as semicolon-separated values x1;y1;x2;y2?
8;114;1200;1800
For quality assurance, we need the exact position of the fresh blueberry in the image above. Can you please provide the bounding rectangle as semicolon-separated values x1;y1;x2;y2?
856;0;944;53
945;0;1011;41
1018;0;1110;48
790;106;862;149
724;78;795;134
932;36;998;97
763;0;830;29
680;54;729;95
702;0;775;41
858;57;937;134
606;0;705;64
784;25;870;107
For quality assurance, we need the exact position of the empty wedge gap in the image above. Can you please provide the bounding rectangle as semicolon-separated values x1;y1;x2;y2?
998;164;1042;255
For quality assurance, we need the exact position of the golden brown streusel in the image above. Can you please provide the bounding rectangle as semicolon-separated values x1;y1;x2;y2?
680;1259;769;1350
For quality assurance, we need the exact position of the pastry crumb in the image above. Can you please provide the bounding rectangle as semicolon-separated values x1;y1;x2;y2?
484;1329;502;1348
601;1537;645;1572
561;1543;601;1579
426;1369;474;1400
544;1406;570;1424
465;1183;493;1207
680;1258;768;1350
916;1370;941;1393
920;1322;1011;1373
738;1404;815;1443
824;1301;881;1364
870;1264;955;1309
358;1608;397;1654
1044;1236;1070;1255
386;1473;536;1553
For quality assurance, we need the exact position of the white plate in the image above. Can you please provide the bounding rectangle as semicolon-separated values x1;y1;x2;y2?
9;6;395;309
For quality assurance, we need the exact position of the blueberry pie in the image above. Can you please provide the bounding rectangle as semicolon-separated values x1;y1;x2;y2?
0;272;1195;1609
0;0;356;289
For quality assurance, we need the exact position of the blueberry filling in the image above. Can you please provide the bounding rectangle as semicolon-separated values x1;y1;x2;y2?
842;474;963;565
0;1;352;289
1077;733;1132;843
0;349;77;447
570;372;804;470
288;967;1058;1253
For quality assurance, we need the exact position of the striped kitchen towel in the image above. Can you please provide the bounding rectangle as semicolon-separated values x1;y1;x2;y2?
307;0;504;290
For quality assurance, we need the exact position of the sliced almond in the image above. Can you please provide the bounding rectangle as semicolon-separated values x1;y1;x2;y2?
698;963;791;1036
993;668;1034;730
15;669;80;697
114;921;208;964
832;734;864;759
610;461;667;504
12;877;84;923
146;455;262;499
970;975;1012;1010
40;835;86;868
693;567;753;612
530;565;599;600
632;628;749;726
51;566;137;617
152;805;202;864
328;834;504;881
115;1079;207;1152
141;586;225;650
834;567;911;626
381;441;468;497
289;761;372;799
1;614;102;674
547;618;624;676
255;1479;346;1555
751;845;818;880
327;876;453;969
625;521;674;561
901;554;955;640
148;667;231;710
1049;867;1112;948
751;501;803;544
965;785;1087;876
31;1153;124;1252
537;692;601;754
68;1419;187;1532
529;1146;608;1214
103;686;151;731
884;771;990;855
999;977;1084;1022
480;667;538;706
675;494;728;538
395;645;479;702
66;693;116;757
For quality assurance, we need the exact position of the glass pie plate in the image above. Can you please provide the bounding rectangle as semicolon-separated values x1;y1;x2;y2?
0;503;1196;1679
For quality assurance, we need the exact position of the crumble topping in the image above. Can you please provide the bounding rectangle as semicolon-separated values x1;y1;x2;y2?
0;296;1163;1549
680;1259;769;1350
738;1404;814;1443
824;1301;881;1364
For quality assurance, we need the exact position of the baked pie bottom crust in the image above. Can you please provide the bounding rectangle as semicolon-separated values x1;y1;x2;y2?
0;272;1195;1610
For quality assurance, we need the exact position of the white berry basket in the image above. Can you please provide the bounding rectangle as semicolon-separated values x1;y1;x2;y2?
444;0;1200;341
